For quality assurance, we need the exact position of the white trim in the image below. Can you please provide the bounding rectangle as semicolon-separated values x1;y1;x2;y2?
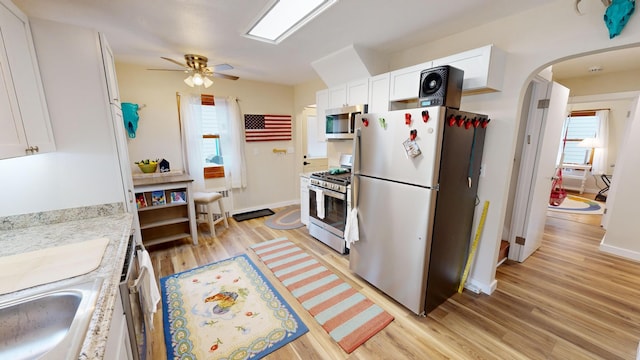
569;91;640;104
231;200;299;216
599;235;640;262
465;278;498;295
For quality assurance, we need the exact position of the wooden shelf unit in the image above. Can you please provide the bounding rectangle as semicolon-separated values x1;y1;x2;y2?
133;175;197;246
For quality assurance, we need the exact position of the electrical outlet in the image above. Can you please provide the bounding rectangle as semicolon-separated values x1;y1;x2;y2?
480;163;486;177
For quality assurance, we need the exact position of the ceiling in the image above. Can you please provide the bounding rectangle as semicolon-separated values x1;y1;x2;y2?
12;0;638;86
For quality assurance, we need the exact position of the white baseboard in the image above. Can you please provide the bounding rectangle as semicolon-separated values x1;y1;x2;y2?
465;278;498;295
599;239;640;263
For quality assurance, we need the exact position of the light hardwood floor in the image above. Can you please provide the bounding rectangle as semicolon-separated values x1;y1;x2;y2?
147;202;640;359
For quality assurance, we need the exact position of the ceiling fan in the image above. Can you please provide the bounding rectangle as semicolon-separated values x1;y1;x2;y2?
149;54;239;88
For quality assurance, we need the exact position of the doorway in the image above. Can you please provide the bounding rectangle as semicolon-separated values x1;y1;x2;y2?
300;106;328;174
504;47;640;263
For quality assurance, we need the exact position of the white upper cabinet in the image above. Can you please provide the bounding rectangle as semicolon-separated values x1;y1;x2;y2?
328;78;369;109
388;61;432;101
316;88;329;126
0;0;55;159
368;73;390;113
432;44;506;94
99;33;121;108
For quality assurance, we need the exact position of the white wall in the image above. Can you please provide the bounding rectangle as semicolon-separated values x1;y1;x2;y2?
601;98;640;261
383;0;640;293
115;63;300;213
0;19;123;217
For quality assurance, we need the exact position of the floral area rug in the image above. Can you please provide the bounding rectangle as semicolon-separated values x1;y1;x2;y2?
160;254;308;359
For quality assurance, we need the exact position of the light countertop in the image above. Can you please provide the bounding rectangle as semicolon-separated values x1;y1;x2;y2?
0;209;133;360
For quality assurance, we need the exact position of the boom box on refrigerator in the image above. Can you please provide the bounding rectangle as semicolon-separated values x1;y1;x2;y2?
418;65;464;109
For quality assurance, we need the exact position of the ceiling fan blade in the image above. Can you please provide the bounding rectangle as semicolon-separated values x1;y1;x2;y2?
211;72;239;80
209;63;233;72
160;56;188;68
147;68;189;72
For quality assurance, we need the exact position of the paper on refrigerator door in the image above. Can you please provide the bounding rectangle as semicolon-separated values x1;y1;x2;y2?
316;189;325;219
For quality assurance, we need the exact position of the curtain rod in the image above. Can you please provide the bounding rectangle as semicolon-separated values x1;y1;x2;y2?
570;108;610;116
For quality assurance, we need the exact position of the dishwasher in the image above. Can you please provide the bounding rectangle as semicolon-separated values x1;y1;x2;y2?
120;234;148;360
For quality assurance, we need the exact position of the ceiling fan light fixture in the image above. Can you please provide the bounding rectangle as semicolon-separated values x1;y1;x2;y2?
192;73;205;86
244;0;337;44
184;75;195;87
203;76;213;88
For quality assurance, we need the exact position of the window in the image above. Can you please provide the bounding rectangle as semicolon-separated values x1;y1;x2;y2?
560;112;600;165
201;95;224;178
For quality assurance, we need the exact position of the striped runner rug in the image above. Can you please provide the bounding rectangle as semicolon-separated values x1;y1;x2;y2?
251;237;394;353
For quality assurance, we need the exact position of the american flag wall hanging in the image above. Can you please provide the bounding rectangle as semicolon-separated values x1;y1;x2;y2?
244;114;292;142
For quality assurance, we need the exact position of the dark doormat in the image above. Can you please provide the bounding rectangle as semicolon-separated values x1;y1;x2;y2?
232;208;275;222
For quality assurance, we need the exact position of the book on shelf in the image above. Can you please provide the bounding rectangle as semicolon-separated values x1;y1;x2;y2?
151;190;166;206
135;193;147;209
170;191;187;203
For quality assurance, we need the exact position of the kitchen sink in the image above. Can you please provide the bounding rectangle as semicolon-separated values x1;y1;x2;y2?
0;277;103;360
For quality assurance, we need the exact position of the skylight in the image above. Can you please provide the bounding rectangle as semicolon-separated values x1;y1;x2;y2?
245;0;337;44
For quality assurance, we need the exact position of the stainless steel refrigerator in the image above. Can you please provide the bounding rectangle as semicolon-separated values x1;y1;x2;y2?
349;106;488;315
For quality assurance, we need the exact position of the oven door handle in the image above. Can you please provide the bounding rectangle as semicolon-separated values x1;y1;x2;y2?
308;184;345;200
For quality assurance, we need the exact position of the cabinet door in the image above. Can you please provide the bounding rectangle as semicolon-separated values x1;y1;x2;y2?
300;176;309;226
316;89;328;134
346;78;368;105
328;85;347;109
110;105;138;213
368;73;390;113
0;35;25;157
105;288;134;360
99;33;121;108
0;0;55;159
389;61;432;101
431;45;505;92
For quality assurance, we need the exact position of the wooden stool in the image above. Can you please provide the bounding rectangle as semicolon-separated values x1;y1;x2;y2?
193;192;229;237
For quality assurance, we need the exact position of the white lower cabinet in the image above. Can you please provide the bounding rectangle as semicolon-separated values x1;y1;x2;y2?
105;287;134;360
300;176;309;226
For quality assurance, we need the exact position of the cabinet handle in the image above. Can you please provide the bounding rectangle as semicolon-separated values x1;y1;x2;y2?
25;146;39;154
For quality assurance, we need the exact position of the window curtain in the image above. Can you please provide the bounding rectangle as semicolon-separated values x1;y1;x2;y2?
592;109;609;174
216;96;247;189
180;93;206;191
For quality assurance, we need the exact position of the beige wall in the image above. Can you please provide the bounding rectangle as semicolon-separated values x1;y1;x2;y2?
116;63;302;213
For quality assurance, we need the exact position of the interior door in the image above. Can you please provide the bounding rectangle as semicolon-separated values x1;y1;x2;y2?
509;80;569;262
302;112;328;173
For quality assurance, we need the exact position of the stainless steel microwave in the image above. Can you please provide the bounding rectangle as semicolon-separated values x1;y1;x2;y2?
325;104;368;139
